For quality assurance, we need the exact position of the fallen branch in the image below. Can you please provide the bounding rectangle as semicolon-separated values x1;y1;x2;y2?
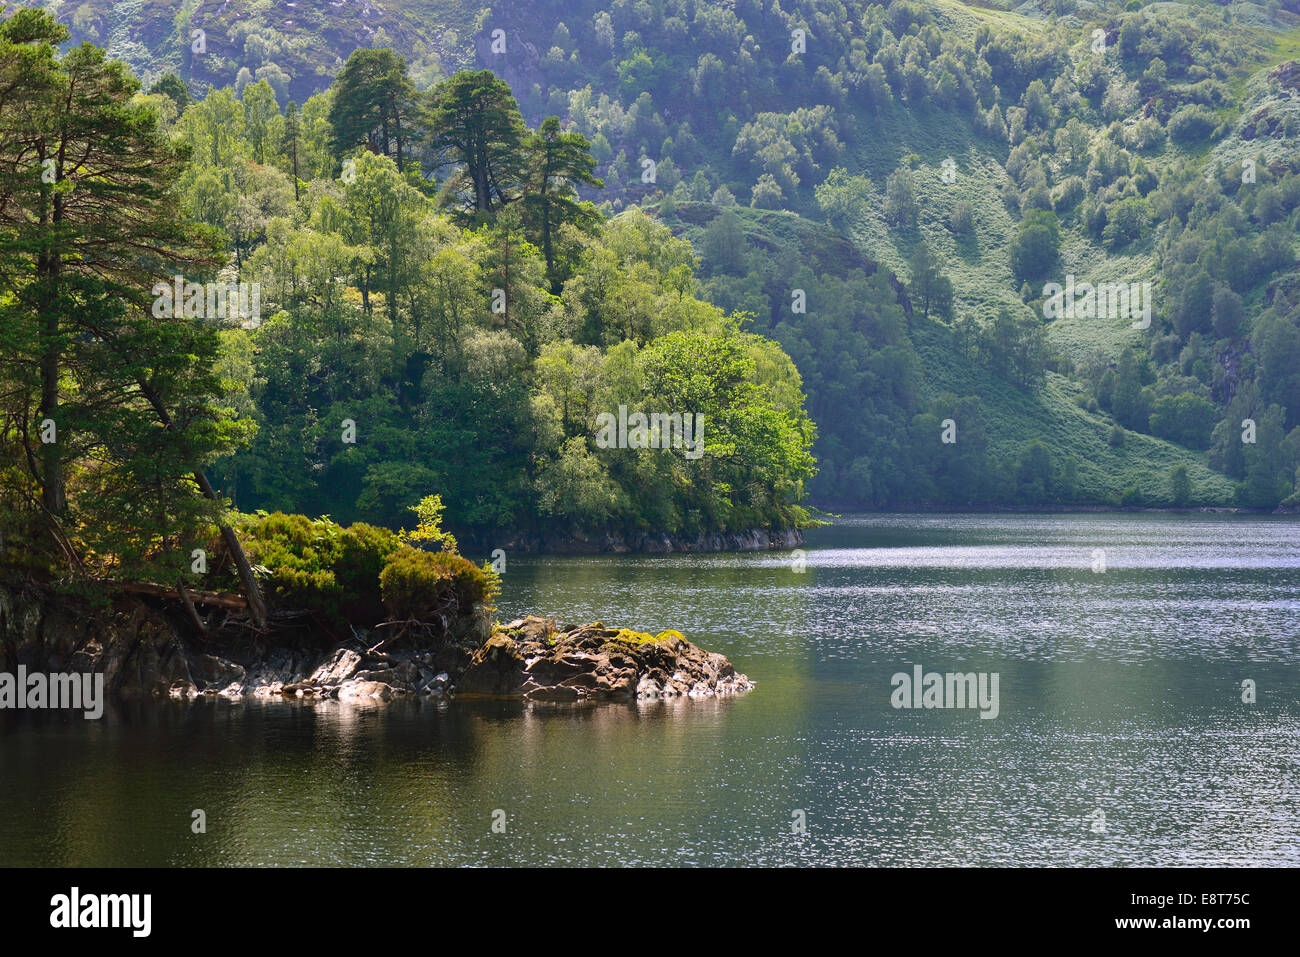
120;581;248;610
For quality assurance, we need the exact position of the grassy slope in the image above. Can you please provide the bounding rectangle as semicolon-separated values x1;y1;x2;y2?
673;201;1237;505
799;0;1264;505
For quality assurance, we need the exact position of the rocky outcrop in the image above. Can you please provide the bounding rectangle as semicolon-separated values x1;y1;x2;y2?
457;617;753;701
0;576;751;705
469;526;804;555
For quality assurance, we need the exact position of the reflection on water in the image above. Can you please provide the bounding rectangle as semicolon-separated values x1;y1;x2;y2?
2;513;1297;866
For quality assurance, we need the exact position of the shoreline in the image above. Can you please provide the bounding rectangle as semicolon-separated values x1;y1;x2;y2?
805;504;1297;516
460;525;806;555
0;576;752;706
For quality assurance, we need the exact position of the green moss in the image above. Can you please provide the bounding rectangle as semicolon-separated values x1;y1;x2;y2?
609;627;685;645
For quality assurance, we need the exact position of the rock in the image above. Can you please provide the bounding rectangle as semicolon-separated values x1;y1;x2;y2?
308;648;361;686
338;679;398;700
190;653;246;691
0;575;752;708
455;619;754;703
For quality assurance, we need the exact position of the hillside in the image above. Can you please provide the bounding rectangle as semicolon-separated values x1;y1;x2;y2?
35;0;1300;510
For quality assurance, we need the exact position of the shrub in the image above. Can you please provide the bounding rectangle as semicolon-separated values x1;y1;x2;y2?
1168;105;1218;147
948;200;975;234
336;523;403;622
1149;393;1216;449
1051;176;1086;213
234;512;401;626
750;173;785;209
379;547;498;622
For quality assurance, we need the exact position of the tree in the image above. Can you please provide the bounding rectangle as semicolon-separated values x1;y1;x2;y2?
908;241;954;321
1015;440;1055;502
982;308;1048;388
1170;465;1191;506
329;48;418;171
700;207;748;275
1211;284;1244;339
337;152;428;327
242;78;280;165
426;70;527;218
0;11;265;620
149;73;193;114
1010;209;1060;281
884;167;918;228
750;173;785;209
948;200;975;235
1255;313;1300;429
281;100;301;201
521;116;603;289
814;166;871;226
1111;349;1149;431
1149;393;1216;449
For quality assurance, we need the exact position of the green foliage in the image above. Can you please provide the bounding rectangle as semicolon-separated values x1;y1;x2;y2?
378;546;497;620
329;48;418;170
234;512;402;625
1010;210;1061;281
1167;105;1219;146
20;0;1300;529
0;9;244;582
401;493;458;553
426;69;528;217
1149;393;1216;450
1170;464;1191;507
908;242;954;321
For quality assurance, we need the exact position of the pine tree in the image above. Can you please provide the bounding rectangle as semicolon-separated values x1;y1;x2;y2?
425;70;527;218
521;116;603;288
0;11;266;621
329;48;417;170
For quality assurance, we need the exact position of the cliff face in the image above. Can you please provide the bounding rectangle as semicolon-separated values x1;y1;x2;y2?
0;576;752;704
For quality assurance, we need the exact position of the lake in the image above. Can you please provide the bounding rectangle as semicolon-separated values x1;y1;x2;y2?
2;513;1297;866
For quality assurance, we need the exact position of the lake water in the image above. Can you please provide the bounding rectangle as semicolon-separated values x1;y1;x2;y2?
2;513;1297;866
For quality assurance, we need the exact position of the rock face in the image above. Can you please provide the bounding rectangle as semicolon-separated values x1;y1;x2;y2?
456;617;754;702
0;577;752;705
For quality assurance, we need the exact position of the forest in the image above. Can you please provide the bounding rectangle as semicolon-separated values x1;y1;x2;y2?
0;6;814;610
4;0;1300;613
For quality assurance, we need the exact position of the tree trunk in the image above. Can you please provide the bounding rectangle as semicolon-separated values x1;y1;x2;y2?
139;388;268;629
36;181;65;515
394;108;404;172
194;469;269;630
